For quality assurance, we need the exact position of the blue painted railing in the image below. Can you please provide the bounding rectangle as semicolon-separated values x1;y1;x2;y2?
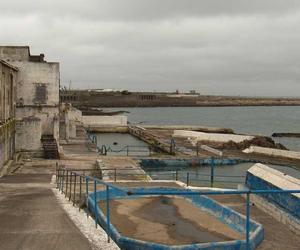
56;168;300;250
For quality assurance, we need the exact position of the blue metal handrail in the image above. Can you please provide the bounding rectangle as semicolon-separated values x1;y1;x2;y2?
56;168;300;250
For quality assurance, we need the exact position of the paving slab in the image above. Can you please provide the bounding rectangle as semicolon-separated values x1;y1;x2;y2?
0;172;93;250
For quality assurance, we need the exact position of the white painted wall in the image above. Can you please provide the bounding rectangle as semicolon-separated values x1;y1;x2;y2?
173;130;254;144
243;146;300;160
247;163;300;198
82;116;127;126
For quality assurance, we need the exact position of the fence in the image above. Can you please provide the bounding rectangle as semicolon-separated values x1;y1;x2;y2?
87;133;151;156
98;145;151;156
57;164;245;188
55;166;300;250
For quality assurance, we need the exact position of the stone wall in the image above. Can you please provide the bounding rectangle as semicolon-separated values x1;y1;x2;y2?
82;115;127;126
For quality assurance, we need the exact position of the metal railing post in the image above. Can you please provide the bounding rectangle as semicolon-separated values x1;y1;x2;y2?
56;165;59;189
57;169;60;190
210;157;215;187
61;169;65;193
79;175;82;211
114;169;117;182
196;142;199;157
186;172;190;186
175;170;178;181
126;146;129;156
86;177;89;218
65;170;69;197
73;173;77;206
69;172;72;201
106;185;111;243
246;192;250;250
94;179;98;228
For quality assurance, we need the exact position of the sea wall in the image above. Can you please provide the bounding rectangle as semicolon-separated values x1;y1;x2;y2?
173;130;254;144
243;146;300;160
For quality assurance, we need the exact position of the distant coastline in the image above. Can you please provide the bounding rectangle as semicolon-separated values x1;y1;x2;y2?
60;89;300;107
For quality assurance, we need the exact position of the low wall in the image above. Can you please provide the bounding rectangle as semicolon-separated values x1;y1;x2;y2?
139;158;248;168
173;130;254;144
89;187;264;250
246;164;300;219
82;116;127;127
243;146;300;160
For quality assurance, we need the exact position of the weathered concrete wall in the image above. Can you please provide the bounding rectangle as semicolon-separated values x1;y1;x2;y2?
0;121;15;170
0;46;60;152
243;146;300;160
15;117;42;151
16;107;59;140
173;130;254;144
82;116;127;126
60;105;82;140
0;60;17;171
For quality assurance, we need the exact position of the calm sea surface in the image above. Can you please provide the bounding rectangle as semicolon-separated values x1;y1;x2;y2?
103;106;300;151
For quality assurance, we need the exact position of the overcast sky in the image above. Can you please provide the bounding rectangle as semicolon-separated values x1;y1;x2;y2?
1;0;300;96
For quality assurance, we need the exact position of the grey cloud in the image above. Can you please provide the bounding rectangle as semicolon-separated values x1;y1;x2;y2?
1;0;300;21
0;0;300;96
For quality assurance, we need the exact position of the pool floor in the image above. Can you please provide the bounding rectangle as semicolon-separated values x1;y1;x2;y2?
99;196;243;245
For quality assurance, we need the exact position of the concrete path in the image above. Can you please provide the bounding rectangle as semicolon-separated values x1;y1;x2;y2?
0;171;93;250
213;194;300;250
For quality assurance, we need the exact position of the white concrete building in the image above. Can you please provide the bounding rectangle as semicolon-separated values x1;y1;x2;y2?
0;46;60;155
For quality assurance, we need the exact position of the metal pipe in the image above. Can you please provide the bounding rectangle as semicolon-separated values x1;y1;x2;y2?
186;172;189;186
56;166;59;189
94;179;98;228
246;192;250;250
210;157;215;188
127;189;300;196
79;175;82;211
86;177;89;218
73;173;76;206
65;170;69;198
106;185;111;243
69;172;72;201
61;169;65;193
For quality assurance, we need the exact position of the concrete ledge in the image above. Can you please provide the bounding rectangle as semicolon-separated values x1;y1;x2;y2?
82;116;127;127
246;164;300;219
86;126;129;133
243;146;300;160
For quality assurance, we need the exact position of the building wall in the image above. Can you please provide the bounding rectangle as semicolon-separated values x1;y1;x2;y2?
15;117;42;151
0;46;60;153
0;61;17;170
60;104;82;140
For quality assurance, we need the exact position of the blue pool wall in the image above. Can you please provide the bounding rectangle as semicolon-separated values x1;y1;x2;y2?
88;187;264;250
246;172;300;219
139;158;250;169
